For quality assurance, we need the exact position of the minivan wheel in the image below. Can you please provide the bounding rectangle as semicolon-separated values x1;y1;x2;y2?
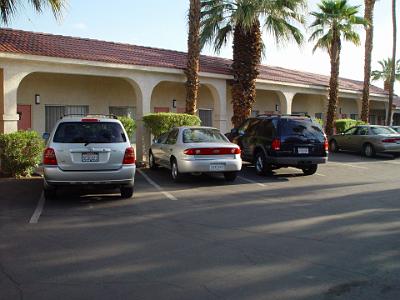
149;152;157;170
120;186;134;198
363;143;376;158
329;140;339;153
302;165;318;176
171;159;183;182
224;171;238;182
255;151;271;176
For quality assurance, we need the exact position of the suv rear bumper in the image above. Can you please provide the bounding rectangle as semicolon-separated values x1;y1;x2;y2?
43;165;135;187
270;156;327;166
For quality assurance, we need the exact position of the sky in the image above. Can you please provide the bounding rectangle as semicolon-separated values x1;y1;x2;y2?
6;0;400;93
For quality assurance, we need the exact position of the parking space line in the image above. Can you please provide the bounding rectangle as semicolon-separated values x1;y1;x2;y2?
238;176;267;187
328;162;368;170
316;173;326;177
29;192;45;224
137;169;178;201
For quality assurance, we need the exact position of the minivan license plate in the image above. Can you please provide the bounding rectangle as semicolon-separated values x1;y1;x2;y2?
210;163;225;171
82;152;99;162
297;147;309;154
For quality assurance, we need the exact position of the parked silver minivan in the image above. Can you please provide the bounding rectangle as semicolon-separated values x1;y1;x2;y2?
43;115;136;199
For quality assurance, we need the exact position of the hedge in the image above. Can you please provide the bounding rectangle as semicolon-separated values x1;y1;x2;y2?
143;113;201;137
118;116;136;140
335;119;368;134
0;131;44;177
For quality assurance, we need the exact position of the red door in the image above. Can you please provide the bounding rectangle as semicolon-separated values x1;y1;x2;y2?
17;104;32;130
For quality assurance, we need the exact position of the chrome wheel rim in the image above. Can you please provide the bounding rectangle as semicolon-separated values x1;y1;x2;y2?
172;162;178;179
256;156;263;172
365;145;372;157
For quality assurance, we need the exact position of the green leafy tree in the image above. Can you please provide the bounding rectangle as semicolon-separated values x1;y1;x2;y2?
309;0;365;136
0;0;65;24
200;0;305;128
371;58;400;91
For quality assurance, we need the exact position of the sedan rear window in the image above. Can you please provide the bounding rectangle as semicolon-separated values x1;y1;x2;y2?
53;122;126;143
371;127;397;135
183;128;228;143
280;119;325;141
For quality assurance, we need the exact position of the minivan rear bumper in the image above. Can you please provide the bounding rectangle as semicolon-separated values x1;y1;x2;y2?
270;156;327;166
43;165;136;187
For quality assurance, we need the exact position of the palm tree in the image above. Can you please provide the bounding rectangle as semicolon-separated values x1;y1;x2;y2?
387;0;397;125
309;0;365;136
200;0;305;128
185;0;201;115
361;0;376;123
0;0;65;24
371;58;400;91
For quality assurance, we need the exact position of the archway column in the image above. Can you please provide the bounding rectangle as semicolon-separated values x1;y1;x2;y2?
278;91;296;115
0;67;29;133
201;79;227;132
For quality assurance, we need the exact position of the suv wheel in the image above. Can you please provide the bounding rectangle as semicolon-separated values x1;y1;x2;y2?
255;151;271;176
149;151;157;170
171;159;183;182
120;186;134;198
224;171;238;182
329;140;339;153
363;143;376;158
302;165;318;176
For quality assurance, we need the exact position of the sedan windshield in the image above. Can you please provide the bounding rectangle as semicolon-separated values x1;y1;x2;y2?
371;127;397;135
183;128;228;143
53;122;126;143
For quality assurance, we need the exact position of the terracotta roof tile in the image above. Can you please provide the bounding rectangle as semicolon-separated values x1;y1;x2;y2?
0;28;389;96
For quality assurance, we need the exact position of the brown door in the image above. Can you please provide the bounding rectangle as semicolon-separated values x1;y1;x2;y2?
17;104;32;130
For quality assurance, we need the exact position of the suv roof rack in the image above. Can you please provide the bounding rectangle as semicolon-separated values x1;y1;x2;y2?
61;114;118;119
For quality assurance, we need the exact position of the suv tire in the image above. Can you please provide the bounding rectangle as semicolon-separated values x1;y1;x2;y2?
149;151;158;170
224;171;238;182
171;159;183;182
121;186;134;198
302;165;318;176
255;151;272;176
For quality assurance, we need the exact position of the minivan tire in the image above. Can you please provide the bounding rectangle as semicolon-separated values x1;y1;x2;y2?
255;151;272;176
224;171;238;182
120;186;134;198
302;164;318;176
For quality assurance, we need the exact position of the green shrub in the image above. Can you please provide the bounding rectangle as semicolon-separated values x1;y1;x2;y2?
335;119;368;134
143;113;201;137
0;131;44;177
313;118;324;127
118;116;136;140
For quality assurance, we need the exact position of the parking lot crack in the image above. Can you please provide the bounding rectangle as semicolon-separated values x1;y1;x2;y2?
0;262;24;300
202;284;225;299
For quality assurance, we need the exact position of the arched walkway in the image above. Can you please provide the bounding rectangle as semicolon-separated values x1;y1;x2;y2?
292;94;326;119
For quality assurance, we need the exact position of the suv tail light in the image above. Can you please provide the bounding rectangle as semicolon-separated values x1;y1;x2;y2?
271;138;281;151
123;147;135;164
324;138;329;151
184;147;241;155
43;147;57;165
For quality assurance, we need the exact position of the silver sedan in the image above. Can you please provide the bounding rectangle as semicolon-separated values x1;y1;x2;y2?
149;126;242;181
329;125;400;157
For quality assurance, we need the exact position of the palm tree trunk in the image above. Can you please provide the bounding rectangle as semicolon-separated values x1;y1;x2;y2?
231;21;262;128
361;0;376;122
185;0;201;115
387;0;397;125
325;27;341;136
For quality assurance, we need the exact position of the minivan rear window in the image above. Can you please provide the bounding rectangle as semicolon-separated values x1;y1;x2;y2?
280;119;325;141
53;122;126;143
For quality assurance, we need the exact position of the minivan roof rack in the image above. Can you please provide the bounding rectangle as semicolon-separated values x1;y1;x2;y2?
61;114;118;119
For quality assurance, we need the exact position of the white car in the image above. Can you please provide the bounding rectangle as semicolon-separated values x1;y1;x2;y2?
149;126;242;182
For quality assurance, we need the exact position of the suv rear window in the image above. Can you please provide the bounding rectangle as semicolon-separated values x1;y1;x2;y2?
53;122;126;143
279;119;325;141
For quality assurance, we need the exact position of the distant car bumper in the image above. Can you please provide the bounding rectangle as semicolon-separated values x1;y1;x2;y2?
270;156;328;166
43;165;136;187
178;157;242;173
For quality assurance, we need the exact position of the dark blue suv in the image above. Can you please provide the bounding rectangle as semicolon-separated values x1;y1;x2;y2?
227;115;328;175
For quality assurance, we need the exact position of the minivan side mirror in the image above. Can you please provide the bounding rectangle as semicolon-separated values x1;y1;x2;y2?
42;132;50;140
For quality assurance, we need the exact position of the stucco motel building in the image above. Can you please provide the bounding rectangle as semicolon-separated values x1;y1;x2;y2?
0;28;399;162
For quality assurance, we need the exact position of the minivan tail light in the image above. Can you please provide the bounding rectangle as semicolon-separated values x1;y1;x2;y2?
271;138;281;151
183;147;241;155
123;147;135;164
43;147;57;165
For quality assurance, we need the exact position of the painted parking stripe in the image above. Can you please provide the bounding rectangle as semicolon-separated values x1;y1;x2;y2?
316;173;326;177
137;169;178;201
238;176;267;187
29;192;45;224
328;162;368;170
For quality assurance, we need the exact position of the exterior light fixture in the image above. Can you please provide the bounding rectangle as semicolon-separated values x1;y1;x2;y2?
172;99;177;108
275;104;280;112
35;94;40;105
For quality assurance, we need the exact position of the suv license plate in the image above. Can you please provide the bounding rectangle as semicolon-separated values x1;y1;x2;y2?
210;163;226;171
297;147;309;154
82;152;99;162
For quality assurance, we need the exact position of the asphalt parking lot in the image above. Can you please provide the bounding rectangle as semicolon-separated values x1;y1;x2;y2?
1;152;400;300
